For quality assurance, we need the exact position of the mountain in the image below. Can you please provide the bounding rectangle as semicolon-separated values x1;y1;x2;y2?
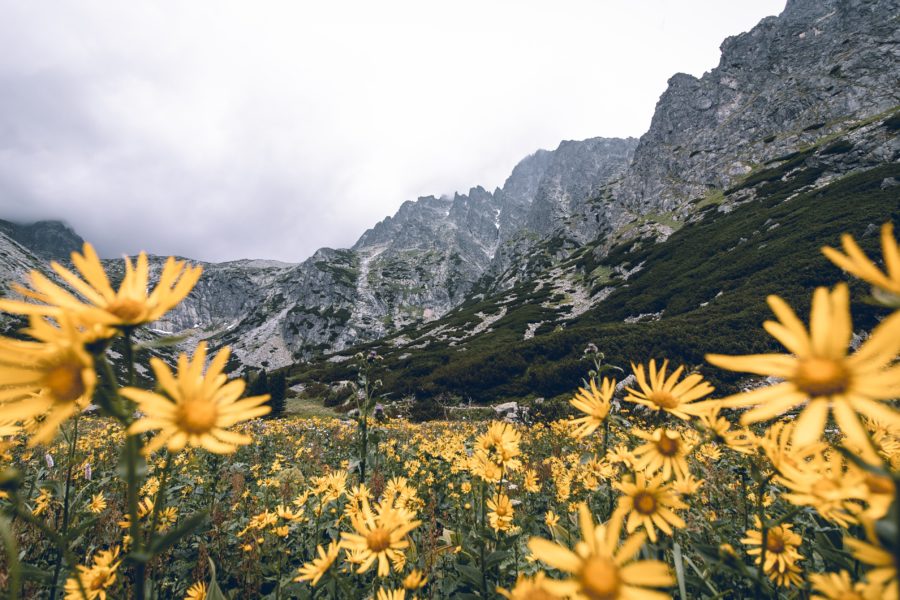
0;219;84;262
0;0;898;393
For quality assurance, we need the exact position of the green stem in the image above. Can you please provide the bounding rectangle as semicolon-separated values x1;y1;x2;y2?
0;516;21;600
10;499;88;600
49;415;80;600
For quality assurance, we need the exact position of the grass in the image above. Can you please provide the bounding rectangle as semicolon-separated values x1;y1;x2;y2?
284;396;342;419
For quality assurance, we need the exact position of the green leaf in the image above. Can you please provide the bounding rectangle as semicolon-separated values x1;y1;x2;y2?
672;541;687;600
135;333;193;350
206;557;231;600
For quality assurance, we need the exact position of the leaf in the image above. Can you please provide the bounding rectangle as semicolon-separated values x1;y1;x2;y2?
206;557;231;600
672;541;687;600
135;333;193;350
148;511;209;555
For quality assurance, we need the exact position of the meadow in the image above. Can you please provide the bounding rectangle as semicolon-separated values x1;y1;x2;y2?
0;224;899;599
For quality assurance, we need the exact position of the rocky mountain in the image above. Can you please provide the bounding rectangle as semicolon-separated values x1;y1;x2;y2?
0;219;83;262
1;0;897;380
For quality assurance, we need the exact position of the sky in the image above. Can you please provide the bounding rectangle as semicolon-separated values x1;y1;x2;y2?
0;1;786;263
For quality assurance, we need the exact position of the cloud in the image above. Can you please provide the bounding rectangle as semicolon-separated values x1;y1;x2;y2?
0;0;785;262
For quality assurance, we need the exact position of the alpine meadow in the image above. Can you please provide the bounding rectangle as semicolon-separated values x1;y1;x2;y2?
1;1;900;598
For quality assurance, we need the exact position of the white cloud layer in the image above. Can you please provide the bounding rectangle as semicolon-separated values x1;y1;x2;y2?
0;0;785;262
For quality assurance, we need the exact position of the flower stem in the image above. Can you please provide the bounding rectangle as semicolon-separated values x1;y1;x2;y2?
0;516;21;600
49;415;80;600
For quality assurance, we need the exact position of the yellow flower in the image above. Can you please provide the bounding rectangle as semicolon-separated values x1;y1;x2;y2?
776;451;866;528
671;474;704;496
625;360;713;419
524;469;541;493
0;242;202;328
823;222;900;306
614;472;687;543
845;536;898;599
569;377;615;438
475;421;522;472
294;541;340;586
375;589;405;600
184;581;207;600
487;494;515;532
123;343;270;455
32;488;52;516
498;572;561;599
64;546;121;600
88;492;107;514
528;503;673;600
544;510;560;529
741;518;803;585
692;402;757;454
0;316;96;445
340;495;421;577
810;570;883;600
631;428;692;481
706;284;900;464
403;569;427;590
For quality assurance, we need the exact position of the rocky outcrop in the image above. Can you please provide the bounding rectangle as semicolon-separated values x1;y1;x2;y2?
0;219;84;261
617;0;899;218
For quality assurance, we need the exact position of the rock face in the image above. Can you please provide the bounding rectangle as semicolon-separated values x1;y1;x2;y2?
1;0;897;371
0;219;84;262
617;0;900;218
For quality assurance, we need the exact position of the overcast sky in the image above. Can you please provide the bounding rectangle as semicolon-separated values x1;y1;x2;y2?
0;1;785;263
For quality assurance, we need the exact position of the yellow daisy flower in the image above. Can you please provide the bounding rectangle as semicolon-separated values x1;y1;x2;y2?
625;360;713;419
88;492;107;514
569;377;615;438
810;570;883;600
706;284;900;464
122;343;270;455
294;541;340;586
613;472;687;543
375;589;405;600
741;517;804;583
528;503;673;599
776;451;866;528
630;428;692;481
0;242;202;328
64;546;121;600
487;493;515;532
340;496;421;577
475;421;522;472
498;572;561;599
845;536;898;599
184;581;207;600
403;569;427;590
823;222;900;306
0;316;95;446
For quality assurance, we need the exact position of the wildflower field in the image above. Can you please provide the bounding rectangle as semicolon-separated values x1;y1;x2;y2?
1;226;899;599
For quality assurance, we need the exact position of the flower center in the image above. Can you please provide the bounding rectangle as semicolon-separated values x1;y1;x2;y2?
107;297;146;322
765;531;786;554
178;398;219;434
43;363;86;403
88;568;114;590
648;390;679;409
366;527;392;552
794;357;849;397
580;555;621;600
655;433;680;457
633;491;657;515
